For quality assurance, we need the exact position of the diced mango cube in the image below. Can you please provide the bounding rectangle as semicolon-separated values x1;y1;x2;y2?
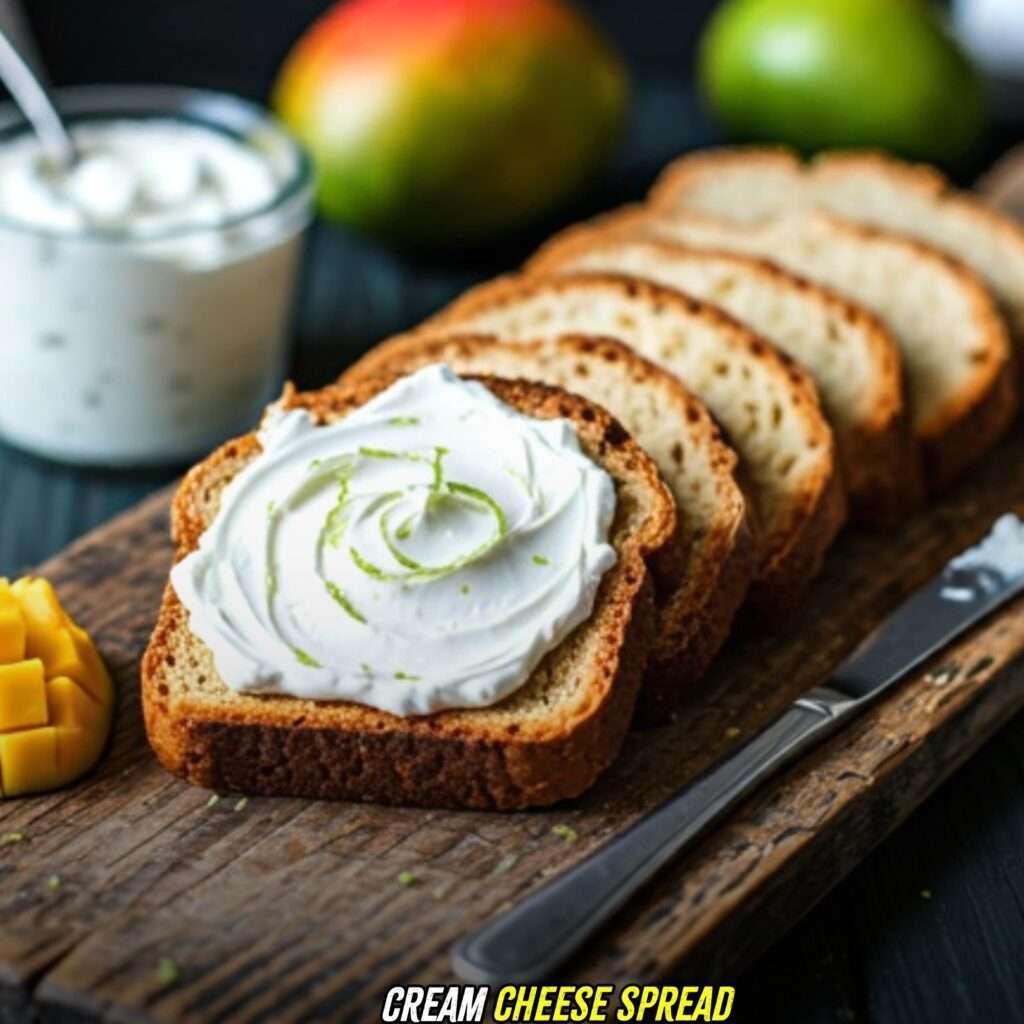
0;726;60;796
54;726;105;781
0;659;49;732
0;581;26;663
11;578;68;664
66;624;112;706
47;676;104;731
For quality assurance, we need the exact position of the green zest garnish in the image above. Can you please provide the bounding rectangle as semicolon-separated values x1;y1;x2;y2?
294;647;321;668
460;584;470;595
234;797;248;812
395;671;420;681
359;446;402;460
156;957;180;987
360;662;374;676
0;832;25;845
388;416;420;426
551;824;578;843
46;874;61;892
325;580;366;624
266;571;277;597
532;554;550;566
397;870;417;886
206;794;220;809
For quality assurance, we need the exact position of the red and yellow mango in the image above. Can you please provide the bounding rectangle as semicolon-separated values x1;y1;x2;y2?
274;0;628;245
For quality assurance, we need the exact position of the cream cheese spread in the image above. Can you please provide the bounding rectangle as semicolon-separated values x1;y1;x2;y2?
171;365;618;716
0;119;278;237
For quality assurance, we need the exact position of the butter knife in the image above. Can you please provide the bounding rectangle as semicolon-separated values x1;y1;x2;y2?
452;514;1024;983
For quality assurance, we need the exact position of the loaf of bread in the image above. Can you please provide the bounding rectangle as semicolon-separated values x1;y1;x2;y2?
343;333;756;719
526;232;923;524
143;375;676;809
417;272;847;611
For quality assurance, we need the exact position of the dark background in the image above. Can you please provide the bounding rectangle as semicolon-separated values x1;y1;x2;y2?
4;3;1024;1022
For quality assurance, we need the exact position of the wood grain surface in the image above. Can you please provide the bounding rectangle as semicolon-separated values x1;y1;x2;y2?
0;421;1020;1021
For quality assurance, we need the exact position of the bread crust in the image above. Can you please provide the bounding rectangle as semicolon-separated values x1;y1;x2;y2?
526;229;924;525
420;271;846;612
342;332;759;722
143;376;675;809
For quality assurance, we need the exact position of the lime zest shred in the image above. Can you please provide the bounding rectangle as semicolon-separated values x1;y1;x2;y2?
156;957;180;987
325;580;367;624
359;446;402;460
205;794;220;809
46;874;61;892
294;647;321;668
388;416;420;426
395;671;420;681
234;797;248;812
460;584;470;595
551;824;578;843
397;870;417;886
0;832;25;845
532;554;550;566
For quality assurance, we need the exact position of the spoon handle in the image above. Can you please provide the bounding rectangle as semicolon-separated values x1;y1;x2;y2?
0;26;76;167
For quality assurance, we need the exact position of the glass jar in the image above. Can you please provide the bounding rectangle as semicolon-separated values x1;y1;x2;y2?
0;85;315;466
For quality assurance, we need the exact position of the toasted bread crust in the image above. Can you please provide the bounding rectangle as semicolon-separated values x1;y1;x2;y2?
526;229;923;524
342;332;758;720
420;271;846;612
144;375;675;809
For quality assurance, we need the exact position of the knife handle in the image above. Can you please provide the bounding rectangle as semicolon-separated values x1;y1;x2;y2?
451;694;849;983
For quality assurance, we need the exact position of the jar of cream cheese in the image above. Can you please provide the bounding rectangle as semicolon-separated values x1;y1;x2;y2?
0;86;314;466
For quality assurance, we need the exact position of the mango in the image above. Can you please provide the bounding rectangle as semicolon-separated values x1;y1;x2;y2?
0;579;112;797
0;581;26;662
273;0;628;246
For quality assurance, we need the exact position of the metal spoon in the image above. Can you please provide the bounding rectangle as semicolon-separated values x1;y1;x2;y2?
0;25;76;168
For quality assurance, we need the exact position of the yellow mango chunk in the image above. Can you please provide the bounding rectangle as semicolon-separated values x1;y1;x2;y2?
11;578;68;664
0;578;113;797
0;659;48;732
0;581;26;663
0;726;61;796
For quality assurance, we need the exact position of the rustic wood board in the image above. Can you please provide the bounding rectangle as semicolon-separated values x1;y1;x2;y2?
0;427;1021;1023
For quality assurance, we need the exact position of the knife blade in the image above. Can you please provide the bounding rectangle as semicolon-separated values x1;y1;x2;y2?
451;514;1024;984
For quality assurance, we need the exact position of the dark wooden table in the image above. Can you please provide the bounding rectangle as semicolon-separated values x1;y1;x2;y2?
2;80;1023;1024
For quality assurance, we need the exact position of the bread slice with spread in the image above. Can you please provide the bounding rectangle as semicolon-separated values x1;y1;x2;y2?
343;333;756;720
584;207;1016;489
526;232;922;525
650;146;1024;376
417;272;846;612
143;370;676;809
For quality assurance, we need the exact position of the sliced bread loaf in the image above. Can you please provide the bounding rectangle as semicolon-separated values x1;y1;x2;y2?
527;232;922;525
343;333;756;719
651;147;1024;371
143;374;676;810
593;207;1016;489
418;272;847;611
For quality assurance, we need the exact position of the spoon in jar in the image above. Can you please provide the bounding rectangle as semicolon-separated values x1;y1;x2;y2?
0;25;76;169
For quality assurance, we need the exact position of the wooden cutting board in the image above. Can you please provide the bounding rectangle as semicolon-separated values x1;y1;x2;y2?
0;427;1022;1022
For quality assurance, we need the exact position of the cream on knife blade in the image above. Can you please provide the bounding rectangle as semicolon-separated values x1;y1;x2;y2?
171;365;618;716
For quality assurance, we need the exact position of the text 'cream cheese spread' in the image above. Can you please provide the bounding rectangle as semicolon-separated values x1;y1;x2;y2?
171;365;618;716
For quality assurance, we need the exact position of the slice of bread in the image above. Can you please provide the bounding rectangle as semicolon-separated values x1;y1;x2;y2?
417;272;847;611
527;232;922;525
143;375;676;810
343;333;757;720
651;147;1024;373
593;207;1017;490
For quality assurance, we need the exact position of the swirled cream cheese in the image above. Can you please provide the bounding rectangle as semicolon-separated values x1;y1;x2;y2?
171;365;618;716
